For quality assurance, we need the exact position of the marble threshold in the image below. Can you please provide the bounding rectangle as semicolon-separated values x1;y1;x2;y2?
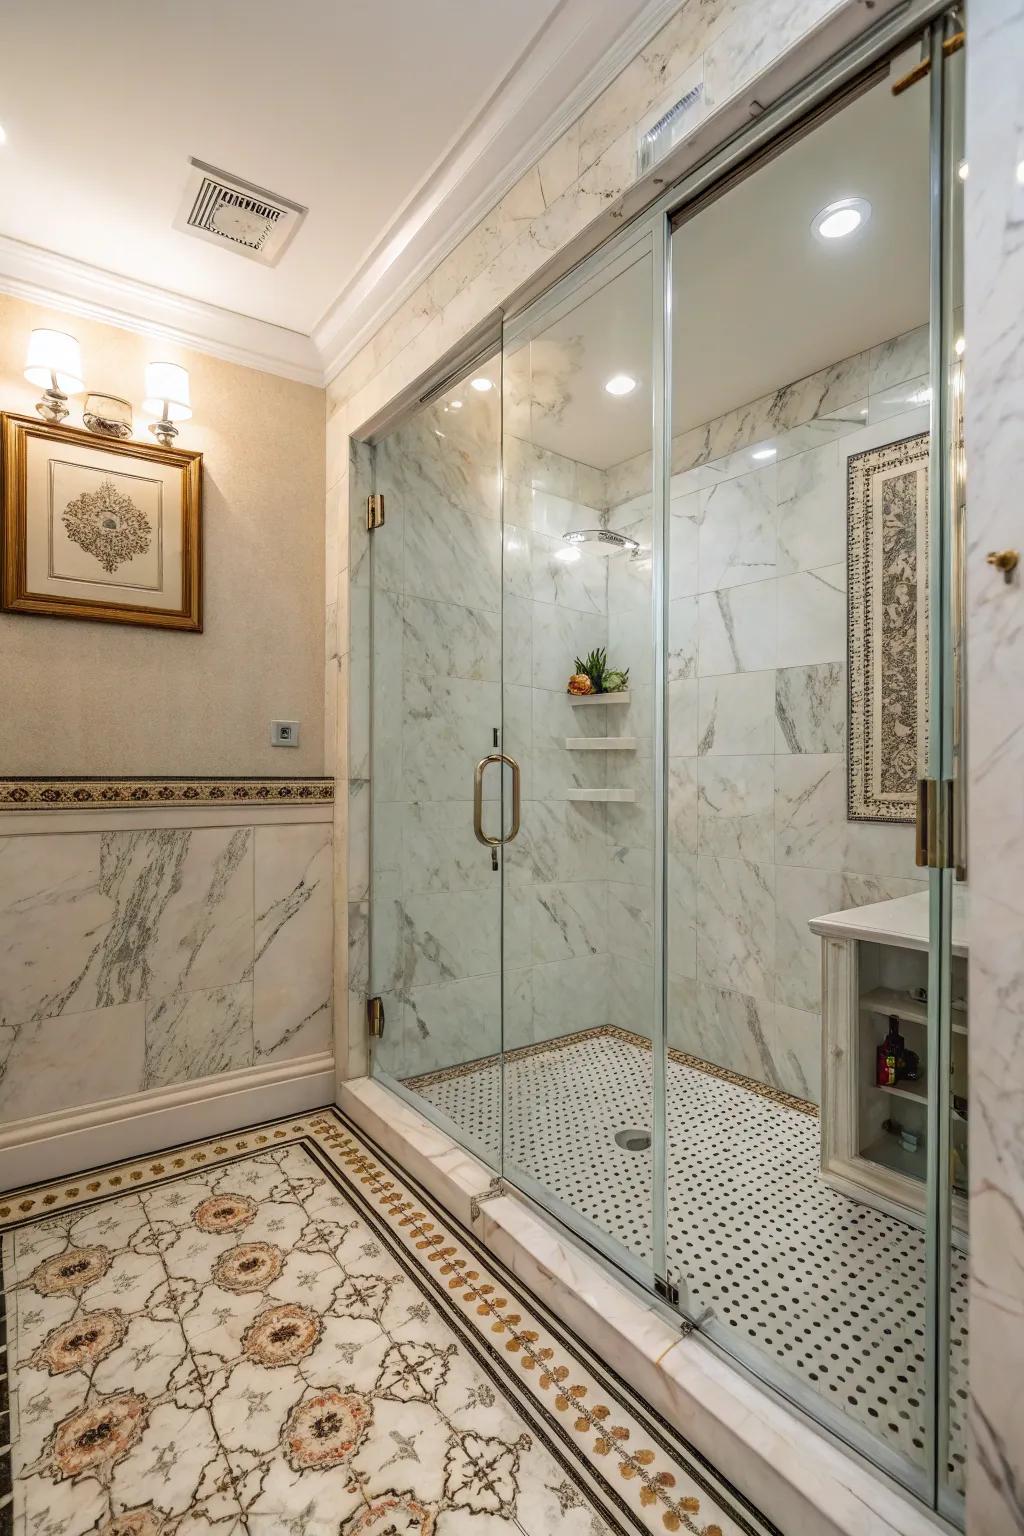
340;1075;952;1536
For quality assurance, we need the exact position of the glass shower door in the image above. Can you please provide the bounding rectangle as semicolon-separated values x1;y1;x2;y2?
366;351;506;1169
498;228;668;1291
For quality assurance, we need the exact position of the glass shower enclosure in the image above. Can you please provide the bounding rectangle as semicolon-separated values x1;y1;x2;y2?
364;8;967;1522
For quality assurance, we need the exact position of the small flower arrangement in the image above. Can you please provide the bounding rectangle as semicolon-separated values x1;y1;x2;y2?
567;648;629;696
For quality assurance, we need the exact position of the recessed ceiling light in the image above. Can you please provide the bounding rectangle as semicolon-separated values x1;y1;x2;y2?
605;373;637;396
811;197;871;242
470;377;493;393
751;445;776;461
450;399;463;409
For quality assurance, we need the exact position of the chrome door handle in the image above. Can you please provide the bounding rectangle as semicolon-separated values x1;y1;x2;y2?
473;753;521;846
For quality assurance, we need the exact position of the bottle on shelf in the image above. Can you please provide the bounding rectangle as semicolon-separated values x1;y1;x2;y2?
876;1016;904;1087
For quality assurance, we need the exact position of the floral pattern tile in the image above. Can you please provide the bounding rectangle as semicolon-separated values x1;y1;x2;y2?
1;1114;777;1536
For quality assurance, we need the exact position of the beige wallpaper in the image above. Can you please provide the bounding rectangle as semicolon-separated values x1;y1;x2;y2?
0;293;325;775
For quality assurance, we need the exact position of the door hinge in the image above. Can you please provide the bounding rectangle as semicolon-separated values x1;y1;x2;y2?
366;493;385;531
916;778;955;869
655;1275;680;1306
366;995;385;1039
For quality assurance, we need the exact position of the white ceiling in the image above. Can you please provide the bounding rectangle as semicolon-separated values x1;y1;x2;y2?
514;74;931;469
0;0;672;381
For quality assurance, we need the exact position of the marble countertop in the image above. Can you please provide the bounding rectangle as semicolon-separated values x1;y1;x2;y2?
809;886;969;957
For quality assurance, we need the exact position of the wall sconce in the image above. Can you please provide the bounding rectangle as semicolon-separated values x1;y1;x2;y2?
143;361;192;447
24;328;84;423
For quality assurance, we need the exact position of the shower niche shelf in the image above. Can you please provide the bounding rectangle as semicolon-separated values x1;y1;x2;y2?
566;788;636;803
810;888;969;1240
564;737;638;751
568;691;631;706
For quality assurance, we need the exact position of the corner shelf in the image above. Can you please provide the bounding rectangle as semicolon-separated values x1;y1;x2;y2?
568;691;631;706
564;737;638;751
566;788;637;803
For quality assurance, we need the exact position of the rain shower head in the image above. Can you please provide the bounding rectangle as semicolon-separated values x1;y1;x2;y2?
562;529;640;553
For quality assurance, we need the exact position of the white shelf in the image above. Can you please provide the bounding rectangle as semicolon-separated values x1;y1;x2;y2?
874;1078;927;1105
860;986;967;1035
862;1133;926;1183
566;788;636;803
568;691;631;706
564;737;638;751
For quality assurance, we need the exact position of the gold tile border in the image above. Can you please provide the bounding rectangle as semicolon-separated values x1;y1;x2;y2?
0;776;334;810
404;1024;819;1118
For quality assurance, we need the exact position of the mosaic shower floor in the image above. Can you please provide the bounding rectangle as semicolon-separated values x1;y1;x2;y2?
408;1029;968;1492
0;1110;777;1536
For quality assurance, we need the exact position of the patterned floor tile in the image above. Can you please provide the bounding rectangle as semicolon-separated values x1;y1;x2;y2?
1;1111;778;1536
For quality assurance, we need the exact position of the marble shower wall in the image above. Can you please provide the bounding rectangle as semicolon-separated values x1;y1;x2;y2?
963;5;1024;1529
330;0;883;1084
605;327;932;1103
368;386;617;1078
0;820;333;1124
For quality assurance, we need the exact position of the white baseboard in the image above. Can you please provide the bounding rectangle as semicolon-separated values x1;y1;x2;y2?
0;1052;336;1192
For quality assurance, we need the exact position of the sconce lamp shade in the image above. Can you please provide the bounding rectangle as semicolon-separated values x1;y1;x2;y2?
143;361;192;421
24;329;84;394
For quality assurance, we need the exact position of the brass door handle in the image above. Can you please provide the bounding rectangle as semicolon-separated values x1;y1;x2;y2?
986;550;1019;584
473;753;522;847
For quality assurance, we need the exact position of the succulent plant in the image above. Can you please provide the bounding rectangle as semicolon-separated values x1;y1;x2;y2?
602;668;629;693
575;648;608;691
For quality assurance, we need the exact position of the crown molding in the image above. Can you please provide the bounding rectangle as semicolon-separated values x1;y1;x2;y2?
312;0;682;384
0;0;680;393
0;234;323;387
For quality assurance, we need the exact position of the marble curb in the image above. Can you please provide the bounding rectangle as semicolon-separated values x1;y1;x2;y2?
340;1074;950;1536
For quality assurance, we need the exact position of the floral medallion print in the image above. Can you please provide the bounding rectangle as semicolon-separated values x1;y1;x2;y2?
32;1309;128;1374
191;1192;258;1233
1;1121;777;1536
342;1492;437;1535
211;1239;284;1293
242;1302;322;1366
46;1391;150;1482
62;477;152;574
283;1389;372;1470
30;1244;112;1296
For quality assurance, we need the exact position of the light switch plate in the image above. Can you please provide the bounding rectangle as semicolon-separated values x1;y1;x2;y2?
271;720;300;747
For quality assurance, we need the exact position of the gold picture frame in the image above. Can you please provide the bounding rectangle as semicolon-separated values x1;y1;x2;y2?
1;412;202;631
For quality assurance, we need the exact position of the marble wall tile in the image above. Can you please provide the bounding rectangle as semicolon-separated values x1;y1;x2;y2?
668;678;700;757
775;564;846;669
698;671;775;756
401;801;494;895
403;973;501;1077
402;592;500;683
669;596;699;681
698;581;777;676
697;467;777;591
252;825;333;1061
697;855;775;1002
0;1002;145;1120
694;982;780;1087
698;756;774;865
144;982;253;1089
607;881;653;965
775;754;923;880
392;888;500;992
530;881;608;964
531;954;611;1042
402;674;500;802
669;498;700;599
0;833;110;1027
776;441;844;574
868;324;930;395
774;662;845;754
774;865;839;1013
532;604;607;692
607;953;656;1039
772;1003;821;1103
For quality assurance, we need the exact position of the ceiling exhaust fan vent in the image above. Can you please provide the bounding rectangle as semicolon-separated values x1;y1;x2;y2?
174;159;307;266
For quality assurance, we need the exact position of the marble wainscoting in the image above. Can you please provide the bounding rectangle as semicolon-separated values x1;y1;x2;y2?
0;820;333;1126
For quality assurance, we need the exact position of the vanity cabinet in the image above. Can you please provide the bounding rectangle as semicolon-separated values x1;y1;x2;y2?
810;889;968;1238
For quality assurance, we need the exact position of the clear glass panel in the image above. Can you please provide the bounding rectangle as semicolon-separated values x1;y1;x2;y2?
937;17;968;1520
367;353;504;1168
666;65;938;1490
498;238;663;1284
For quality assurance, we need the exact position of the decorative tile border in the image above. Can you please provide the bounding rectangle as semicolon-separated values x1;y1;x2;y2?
0;775;334;810
0;1108;779;1536
404;1025;819;1118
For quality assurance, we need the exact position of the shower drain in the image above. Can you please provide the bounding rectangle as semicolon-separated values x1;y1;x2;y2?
614;1127;651;1152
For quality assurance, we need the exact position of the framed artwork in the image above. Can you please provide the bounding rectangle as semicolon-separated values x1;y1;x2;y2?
1;413;202;631
847;430;929;824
